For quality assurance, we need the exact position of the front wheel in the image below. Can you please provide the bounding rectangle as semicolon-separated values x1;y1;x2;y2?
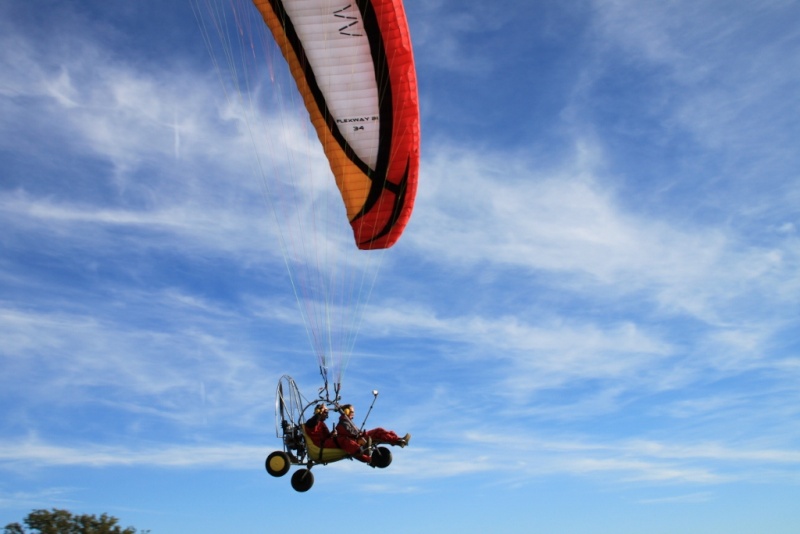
291;468;314;492
265;451;291;477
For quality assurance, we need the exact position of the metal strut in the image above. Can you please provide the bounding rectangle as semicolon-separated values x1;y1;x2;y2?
317;374;343;407
360;389;379;431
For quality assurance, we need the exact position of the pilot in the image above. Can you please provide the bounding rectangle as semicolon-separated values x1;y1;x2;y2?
304;403;333;447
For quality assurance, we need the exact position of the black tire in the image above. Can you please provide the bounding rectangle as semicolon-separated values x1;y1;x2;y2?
370;446;392;468
265;451;291;477
291;468;314;492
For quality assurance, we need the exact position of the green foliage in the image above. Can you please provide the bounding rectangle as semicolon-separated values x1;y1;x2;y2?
3;509;144;534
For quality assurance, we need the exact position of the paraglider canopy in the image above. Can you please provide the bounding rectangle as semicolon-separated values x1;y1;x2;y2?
252;0;420;250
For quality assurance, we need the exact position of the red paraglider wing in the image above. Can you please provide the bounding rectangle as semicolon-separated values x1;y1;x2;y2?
252;0;420;249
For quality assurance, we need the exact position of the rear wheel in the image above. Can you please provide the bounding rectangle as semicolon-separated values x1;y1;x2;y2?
291;468;314;492
370;446;392;468
265;451;291;477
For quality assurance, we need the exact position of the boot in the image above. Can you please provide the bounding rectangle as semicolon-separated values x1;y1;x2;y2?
398;433;411;447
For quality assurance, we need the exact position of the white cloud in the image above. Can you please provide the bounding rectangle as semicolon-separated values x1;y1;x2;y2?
0;299;280;432
5;429;798;488
0;487;78;510
591;0;800;186
0;436;263;470
413;139;800;328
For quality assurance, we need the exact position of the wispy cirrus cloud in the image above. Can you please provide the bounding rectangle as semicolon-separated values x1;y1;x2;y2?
413;140;800;327
0;436;264;470
4;429;798;489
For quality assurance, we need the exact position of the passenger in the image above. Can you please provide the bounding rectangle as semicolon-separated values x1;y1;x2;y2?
334;404;410;463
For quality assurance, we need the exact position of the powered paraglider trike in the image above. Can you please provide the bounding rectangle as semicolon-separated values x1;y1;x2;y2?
265;375;393;492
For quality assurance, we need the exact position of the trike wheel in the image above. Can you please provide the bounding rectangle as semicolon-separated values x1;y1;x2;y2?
265;451;291;477
291;468;314;492
370;446;392;468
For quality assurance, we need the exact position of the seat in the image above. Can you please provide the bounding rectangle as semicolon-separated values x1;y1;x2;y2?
302;427;350;463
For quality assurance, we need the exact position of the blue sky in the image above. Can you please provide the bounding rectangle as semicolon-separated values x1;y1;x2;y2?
2;0;800;532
